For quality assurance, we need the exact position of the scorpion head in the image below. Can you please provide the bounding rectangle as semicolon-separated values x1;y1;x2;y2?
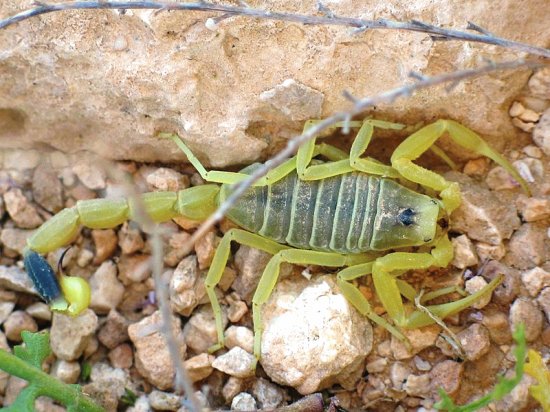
370;180;440;250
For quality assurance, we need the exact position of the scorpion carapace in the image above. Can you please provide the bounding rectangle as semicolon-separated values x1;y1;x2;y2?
23;118;529;362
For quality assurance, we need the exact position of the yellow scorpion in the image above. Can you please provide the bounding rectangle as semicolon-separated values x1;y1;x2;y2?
23;119;529;362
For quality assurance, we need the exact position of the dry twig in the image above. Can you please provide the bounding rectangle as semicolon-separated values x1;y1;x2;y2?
1;1;549;58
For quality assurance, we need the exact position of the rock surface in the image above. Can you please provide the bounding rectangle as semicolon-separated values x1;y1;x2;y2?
1;1;549;166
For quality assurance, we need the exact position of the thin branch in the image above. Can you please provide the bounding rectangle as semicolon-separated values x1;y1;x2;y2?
186;59;543;246
1;1;549;58
103;161;202;412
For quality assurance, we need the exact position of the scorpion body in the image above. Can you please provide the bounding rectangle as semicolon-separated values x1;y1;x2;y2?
23;118;529;363
223;165;439;253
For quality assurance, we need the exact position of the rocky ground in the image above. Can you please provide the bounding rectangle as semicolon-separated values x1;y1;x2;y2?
0;66;548;412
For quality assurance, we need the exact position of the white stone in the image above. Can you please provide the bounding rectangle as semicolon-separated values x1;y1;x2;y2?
260;276;373;394
521;267;550;297
212;347;256;378
465;276;492;309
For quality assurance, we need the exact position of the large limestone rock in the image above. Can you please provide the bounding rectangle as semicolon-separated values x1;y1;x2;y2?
1;0;549;166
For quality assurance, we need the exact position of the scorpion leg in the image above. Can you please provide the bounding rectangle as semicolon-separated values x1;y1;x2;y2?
160;133;299;186
204;229;288;353
372;236;503;329
336;262;409;344
391;119;530;212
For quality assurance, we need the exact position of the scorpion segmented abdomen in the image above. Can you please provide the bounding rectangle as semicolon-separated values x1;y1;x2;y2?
223;166;383;254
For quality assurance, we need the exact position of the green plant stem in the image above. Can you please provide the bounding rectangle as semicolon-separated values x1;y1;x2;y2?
0;349;104;412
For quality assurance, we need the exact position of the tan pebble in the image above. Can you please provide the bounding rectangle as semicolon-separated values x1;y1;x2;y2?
509;101;525;117
225;326;253;353
128;311;185;390
509;298;543;342
228;300;248;323
97;310;129;349
451;235;478;269
223;376;244;403
50;310;98;361
183;353;214;382
517;196;550;222
4;311;38;341
465;276;492;309
521;267;550;297
463;158;489;176
430;360;463;396
118;222;144;255
518;108;540;123
511;117;535;132
92;229;118;264
51;360;81;384
3;188;43;229
212;347;256;378
391;325;439;360
457;323;490;361
108;343;133;369
194;230;220;269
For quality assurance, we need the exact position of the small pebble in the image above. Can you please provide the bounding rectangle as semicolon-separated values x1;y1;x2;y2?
164;231;193;267
0;301;15;325
521;267;550;297
194;230;219;270
390;362;411;390
77;248;94;267
25;302;51;321
366;358;388;373
252;377;285;409
170;255;206;317
145;167;189;192
413;356;431;371
475;242;506;261
92;229;118;264
509;298;543;342
536;287;550;323
183;305;227;354
430;360;463;396
212;347;256;378
451;235;478;269
223;377;244;403
465;276;492;309
128;310;185;390
227;299;248;323
118;254;152;285
481;309;512;344
528;66;550;99
72;161;106;190
32;162;64;212
183;353;214;382
505;223;546;269
456;323;490;361
51;360;81;384
50;309;98;360
0;228;33;256
391;325;440;360
231;392;257;411
118;222;145;255
3;310;38;341
225;326;254;354
148;390;182;411
97;310;129;349
3;188;43;229
523;145;543;158
516;196;550;222
405;374;431;397
89;261;124;314
108;343;133;369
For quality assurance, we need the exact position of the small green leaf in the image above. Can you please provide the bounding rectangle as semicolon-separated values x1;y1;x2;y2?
13;330;51;369
121;388;138;406
81;361;92;382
